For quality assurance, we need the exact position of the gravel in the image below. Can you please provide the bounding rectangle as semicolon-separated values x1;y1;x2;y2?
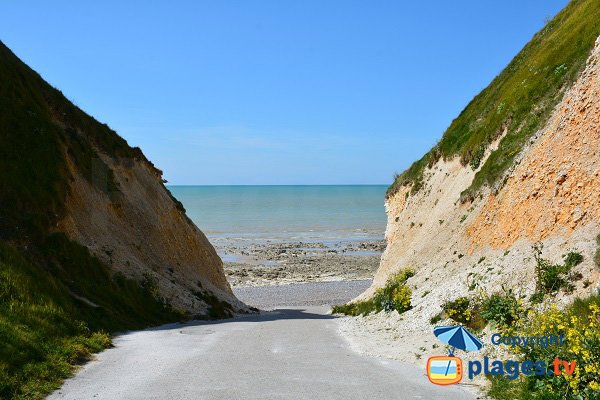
233;279;372;309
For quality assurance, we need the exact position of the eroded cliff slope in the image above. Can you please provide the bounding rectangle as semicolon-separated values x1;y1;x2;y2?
0;39;249;398
0;40;242;317
365;1;600;313
340;5;599;376
57;145;241;314
375;38;599;305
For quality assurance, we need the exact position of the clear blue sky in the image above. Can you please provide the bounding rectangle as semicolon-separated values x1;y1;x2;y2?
1;1;567;185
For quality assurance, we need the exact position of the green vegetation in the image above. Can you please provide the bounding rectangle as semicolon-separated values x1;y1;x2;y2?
433;279;598;398
387;0;600;199
332;268;414;316
0;41;229;398
429;313;443;325
440;288;523;332
0;240;187;399
441;297;472;324
479;289;522;328
439;296;486;331
192;289;234;319
434;289;600;397
0;42;144;242
487;375;529;400
430;247;595;398
531;243;583;303
488;293;600;399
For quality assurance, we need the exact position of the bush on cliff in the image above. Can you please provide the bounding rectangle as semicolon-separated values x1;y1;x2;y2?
332;268;414;316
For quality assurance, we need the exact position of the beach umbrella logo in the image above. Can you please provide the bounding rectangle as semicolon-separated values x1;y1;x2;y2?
433;325;483;355
426;325;483;386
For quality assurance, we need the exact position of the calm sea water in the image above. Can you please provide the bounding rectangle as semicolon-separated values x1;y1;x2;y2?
168;185;388;244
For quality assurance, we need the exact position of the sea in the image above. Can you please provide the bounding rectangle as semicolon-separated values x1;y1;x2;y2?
168;185;388;248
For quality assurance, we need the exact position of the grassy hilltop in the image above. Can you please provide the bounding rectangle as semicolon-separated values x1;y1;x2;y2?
388;0;600;200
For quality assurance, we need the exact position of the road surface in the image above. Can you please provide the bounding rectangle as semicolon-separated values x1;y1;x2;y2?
48;306;475;400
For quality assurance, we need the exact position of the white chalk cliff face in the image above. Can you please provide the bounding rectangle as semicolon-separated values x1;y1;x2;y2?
57;147;245;315
364;37;600;311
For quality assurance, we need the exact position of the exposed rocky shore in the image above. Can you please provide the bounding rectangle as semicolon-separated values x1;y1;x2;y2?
217;240;385;286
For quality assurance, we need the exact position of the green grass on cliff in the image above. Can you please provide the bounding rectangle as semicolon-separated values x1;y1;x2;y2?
0;41;147;241
388;0;600;200
0;238;186;399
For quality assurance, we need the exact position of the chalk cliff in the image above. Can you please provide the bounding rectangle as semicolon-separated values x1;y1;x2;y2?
0;40;243;318
365;1;600;313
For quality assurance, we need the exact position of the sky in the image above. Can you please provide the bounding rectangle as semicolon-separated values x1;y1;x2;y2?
0;1;568;185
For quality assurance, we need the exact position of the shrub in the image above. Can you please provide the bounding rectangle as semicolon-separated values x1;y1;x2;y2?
442;297;472;324
389;285;412;313
332;268;414;316
331;300;377;316
563;250;584;269
439;296;486;331
469;145;486;170
465;303;487;331
429;313;443;325
372;268;414;313
531;243;583;302
480;289;523;329
390;268;416;283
